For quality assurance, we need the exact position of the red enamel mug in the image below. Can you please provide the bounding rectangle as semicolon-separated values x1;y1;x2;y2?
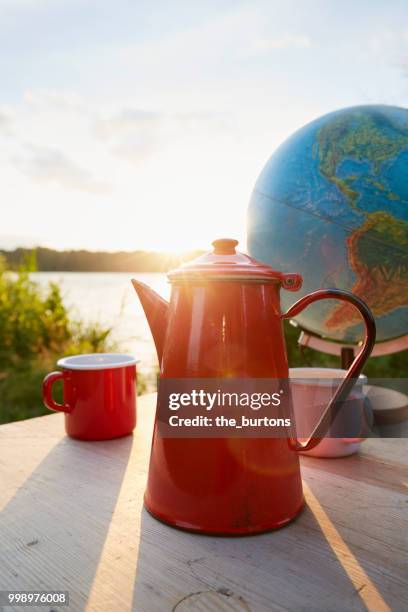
42;353;138;440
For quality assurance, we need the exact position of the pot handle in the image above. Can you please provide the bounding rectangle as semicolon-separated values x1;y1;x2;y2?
281;289;376;452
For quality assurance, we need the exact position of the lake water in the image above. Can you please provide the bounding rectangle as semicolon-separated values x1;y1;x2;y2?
31;272;169;373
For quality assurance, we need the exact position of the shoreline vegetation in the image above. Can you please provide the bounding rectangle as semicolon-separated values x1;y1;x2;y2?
1;247;204;272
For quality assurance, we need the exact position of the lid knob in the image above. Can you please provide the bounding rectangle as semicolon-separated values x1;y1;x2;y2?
212;238;239;255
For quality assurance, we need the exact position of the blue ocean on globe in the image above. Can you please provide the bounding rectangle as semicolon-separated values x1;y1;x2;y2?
248;105;408;343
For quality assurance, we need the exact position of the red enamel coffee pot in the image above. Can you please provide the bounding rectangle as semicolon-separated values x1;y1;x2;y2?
132;238;375;534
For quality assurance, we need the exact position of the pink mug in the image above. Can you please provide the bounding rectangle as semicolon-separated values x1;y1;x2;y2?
290;367;370;457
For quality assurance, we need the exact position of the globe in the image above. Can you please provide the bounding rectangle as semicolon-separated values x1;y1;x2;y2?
248;105;408;344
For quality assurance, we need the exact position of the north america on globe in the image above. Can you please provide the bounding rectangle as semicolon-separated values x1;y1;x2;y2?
248;105;408;343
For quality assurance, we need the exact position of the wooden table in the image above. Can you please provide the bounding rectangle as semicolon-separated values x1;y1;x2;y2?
0;394;407;612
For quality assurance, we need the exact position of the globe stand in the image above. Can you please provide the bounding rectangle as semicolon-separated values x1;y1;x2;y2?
297;329;408;369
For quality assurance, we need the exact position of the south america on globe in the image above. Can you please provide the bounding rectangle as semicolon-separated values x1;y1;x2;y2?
247;105;408;344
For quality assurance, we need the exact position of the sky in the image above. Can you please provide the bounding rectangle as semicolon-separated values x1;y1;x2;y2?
0;0;407;252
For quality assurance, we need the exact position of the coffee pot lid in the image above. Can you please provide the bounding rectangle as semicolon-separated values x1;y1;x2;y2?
168;238;302;289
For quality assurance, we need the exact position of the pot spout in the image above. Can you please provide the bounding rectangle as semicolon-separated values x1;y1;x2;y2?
131;279;169;364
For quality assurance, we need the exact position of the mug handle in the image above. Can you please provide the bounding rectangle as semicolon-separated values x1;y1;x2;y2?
281;288;376;452
42;371;72;413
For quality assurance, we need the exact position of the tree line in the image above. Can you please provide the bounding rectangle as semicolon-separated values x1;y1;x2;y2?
0;247;204;272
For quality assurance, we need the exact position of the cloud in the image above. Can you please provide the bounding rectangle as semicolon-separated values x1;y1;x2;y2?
14;144;112;194
0;108;14;134
94;108;227;163
363;28;408;76
94;109;162;163
253;34;312;52
94;109;162;138
23;89;87;112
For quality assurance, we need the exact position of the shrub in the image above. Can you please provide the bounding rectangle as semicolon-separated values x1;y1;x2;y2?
0;256;119;424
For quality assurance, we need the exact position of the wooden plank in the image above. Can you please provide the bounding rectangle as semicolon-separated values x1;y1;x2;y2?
0;394;406;612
